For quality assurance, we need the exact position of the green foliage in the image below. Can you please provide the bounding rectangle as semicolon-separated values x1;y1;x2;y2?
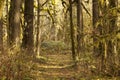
93;6;120;44
41;40;70;52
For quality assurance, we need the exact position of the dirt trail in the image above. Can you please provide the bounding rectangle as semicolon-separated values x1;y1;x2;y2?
31;53;87;80
31;53;120;80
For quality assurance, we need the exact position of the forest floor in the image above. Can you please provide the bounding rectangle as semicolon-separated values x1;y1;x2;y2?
31;51;120;80
0;41;120;80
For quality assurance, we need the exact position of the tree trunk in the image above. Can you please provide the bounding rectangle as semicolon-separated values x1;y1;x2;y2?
107;0;118;73
69;0;76;61
6;0;9;47
0;0;5;53
0;19;3;53
92;0;105;72
76;0;83;59
9;0;22;47
92;0;100;55
22;0;34;54
36;0;41;57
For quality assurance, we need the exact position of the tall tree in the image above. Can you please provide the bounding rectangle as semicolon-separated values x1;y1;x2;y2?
107;0;118;72
92;0;100;55
0;19;3;53
6;0;9;46
92;0;106;72
76;0;83;58
9;0;22;47
69;0;76;61
22;0;34;54
0;0;6;53
36;0;41;57
0;0;4;52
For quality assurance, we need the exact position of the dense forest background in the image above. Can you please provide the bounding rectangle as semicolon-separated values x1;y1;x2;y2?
0;0;120;80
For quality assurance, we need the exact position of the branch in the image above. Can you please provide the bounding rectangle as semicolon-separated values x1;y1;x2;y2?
81;2;91;17
65;0;77;13
41;0;49;7
47;9;54;23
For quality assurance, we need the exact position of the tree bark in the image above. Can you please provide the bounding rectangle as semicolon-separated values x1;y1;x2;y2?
0;0;5;53
76;0;83;58
9;0;22;47
69;0;76;61
0;19;3;53
107;0;118;73
22;0;34;54
92;0;100;55
92;0;105;72
36;0;41;57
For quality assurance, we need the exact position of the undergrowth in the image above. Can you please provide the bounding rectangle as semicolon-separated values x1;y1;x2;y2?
0;48;35;80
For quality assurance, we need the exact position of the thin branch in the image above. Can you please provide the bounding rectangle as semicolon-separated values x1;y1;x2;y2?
81;2;91;17
41;0;49;7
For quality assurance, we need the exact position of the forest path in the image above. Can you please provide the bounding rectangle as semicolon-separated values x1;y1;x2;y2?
31;52;120;80
31;53;89;80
